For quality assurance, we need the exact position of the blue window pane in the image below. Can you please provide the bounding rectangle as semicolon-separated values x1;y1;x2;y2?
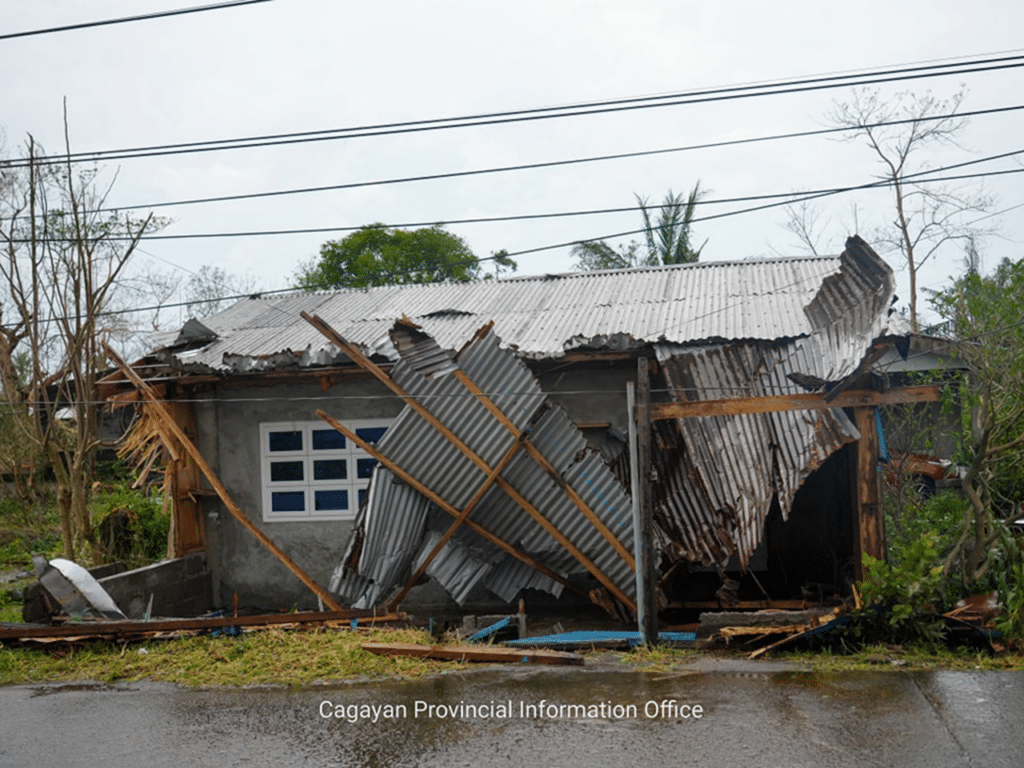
358;489;367;508
355;426;388;445
315;489;348;511
269;430;302;452
314;459;346;480
270;461;304;482
271;491;305;512
357;458;378;479
312;429;346;450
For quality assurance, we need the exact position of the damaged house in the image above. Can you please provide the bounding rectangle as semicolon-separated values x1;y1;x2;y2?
101;236;933;619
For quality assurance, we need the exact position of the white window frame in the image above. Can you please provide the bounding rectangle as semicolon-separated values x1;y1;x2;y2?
259;419;391;522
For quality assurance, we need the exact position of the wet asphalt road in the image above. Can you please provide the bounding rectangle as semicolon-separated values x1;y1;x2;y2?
2;660;1023;767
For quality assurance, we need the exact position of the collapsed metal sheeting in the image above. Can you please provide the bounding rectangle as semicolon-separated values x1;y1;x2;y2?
330;324;636;611
652;236;897;569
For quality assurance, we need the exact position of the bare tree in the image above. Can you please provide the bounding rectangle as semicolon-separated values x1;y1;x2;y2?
829;87;992;331
0;129;159;561
184;264;259;318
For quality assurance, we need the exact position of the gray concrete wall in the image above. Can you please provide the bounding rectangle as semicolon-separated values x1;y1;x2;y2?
200;378;404;612
98;553;211;619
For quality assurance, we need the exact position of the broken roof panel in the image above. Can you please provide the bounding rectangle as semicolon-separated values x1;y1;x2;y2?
651;237;897;568
327;323;636;611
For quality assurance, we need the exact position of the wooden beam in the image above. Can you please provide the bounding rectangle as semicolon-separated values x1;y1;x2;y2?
853;406;886;578
303;313;637;612
102;344;345;612
648;385;941;421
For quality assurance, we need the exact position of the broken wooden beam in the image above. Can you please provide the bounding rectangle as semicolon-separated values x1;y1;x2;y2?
102;343;345;612
648;385;941;421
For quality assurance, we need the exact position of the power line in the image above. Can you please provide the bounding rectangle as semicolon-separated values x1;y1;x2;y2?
504;154;1024;259
98;104;1024;213
135;166;1024;240
12;151;1023;245
0;0;272;41
8;52;1024;168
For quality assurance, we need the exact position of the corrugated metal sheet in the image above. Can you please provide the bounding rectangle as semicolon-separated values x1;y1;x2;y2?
329;324;636;610
153;256;849;372
329;467;431;609
650;237;895;569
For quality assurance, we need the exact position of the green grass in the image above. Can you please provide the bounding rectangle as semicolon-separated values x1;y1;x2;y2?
0;626;449;687
777;644;1024;671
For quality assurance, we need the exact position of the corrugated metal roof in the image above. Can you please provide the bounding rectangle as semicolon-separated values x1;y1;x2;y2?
328;324;636;611
153;255;852;371
650;237;896;568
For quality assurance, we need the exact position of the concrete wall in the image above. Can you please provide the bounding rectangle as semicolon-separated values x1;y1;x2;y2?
98;553;211;619
196;364;636;614
199;377;405;612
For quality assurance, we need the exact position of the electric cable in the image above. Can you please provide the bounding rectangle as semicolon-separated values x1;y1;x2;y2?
8;52;1024;168
0;0;272;41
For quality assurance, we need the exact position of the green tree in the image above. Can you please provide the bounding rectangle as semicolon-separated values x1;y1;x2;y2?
931;256;1024;585
296;224;481;290
572;182;705;271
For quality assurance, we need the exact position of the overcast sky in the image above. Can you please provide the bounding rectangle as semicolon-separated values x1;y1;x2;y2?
3;1;1022;329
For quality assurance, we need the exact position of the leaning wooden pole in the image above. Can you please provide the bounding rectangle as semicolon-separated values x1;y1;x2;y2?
316;410;582;598
103;343;345;612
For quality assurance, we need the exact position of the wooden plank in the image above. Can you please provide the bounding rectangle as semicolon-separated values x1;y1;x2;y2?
648;385;941;421
853;406;886;578
303;313;636;612
360;642;584;666
102;344;346;612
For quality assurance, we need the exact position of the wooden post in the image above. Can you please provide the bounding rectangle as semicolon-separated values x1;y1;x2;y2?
634;358;659;645
853;406;886;579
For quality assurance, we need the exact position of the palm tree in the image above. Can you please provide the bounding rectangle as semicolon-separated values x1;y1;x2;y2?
571;181;705;271
637;182;705;265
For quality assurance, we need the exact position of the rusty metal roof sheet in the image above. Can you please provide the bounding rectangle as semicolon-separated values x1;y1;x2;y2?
152;255;860;372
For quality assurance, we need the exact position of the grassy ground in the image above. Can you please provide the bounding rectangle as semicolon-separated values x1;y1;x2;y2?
0;626;449;687
3;625;1022;688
